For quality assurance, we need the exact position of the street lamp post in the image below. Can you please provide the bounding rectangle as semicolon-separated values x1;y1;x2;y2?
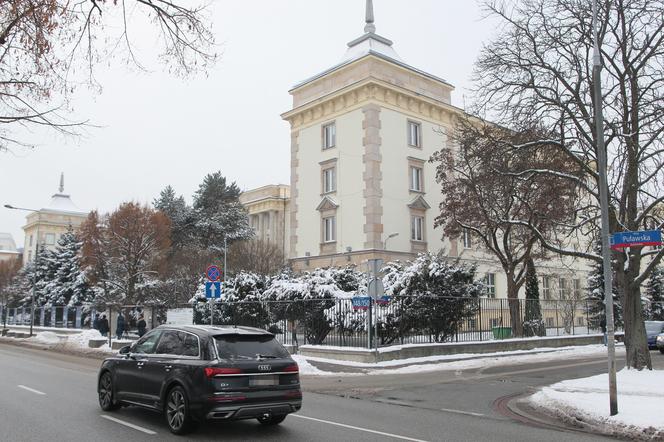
591;0;618;416
384;232;399;251
4;204;41;337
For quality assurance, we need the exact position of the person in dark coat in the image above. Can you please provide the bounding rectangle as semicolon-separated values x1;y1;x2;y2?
116;313;125;339
600;317;607;346
98;315;109;337
92;315;100;331
137;315;147;337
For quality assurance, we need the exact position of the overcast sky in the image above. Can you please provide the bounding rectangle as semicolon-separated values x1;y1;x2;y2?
0;0;498;248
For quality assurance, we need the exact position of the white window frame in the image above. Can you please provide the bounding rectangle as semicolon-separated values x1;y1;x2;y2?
573;279;581;299
323;216;336;243
408;121;422;147
462;229;472;249
546;317;555;327
411;216;424;241
485;273;496;298
322;122;336;150
409;166;423;192
45;233;55;245
542;276;551;300
323;167;336;193
558;277;568;300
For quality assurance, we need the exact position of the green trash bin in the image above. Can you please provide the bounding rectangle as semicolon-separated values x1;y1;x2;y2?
492;326;512;339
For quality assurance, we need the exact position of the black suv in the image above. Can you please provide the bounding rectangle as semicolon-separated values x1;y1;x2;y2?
97;325;302;434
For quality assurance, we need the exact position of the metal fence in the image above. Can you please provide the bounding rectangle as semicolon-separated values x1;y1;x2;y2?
2;298;656;349
190;297;620;349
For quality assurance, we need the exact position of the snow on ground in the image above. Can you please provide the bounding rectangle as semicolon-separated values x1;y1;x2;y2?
32;331;62;345
291;355;337;376
300;344;622;376
529;368;664;440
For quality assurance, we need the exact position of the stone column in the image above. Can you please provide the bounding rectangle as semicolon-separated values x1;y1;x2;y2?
362;104;383;250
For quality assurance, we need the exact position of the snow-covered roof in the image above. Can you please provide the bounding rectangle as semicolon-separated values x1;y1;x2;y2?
39;173;86;216
43;193;86;215
292;1;451;90
0;233;17;252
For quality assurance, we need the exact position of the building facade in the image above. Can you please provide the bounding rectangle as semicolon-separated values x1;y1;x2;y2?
0;233;20;263
239;184;290;257
243;1;591;301
22;174;88;265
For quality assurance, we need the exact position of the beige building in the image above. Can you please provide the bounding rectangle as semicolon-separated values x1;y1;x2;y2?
0;233;21;263
244;1;591;301
239;185;290;256
22;174;88;265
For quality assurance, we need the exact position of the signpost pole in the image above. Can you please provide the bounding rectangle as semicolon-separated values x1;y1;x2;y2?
592;0;618;416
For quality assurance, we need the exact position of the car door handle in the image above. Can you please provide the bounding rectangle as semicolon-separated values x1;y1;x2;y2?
136;362;145;368
164;365;172;372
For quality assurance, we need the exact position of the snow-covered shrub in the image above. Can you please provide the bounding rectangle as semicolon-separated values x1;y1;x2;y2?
379;253;483;343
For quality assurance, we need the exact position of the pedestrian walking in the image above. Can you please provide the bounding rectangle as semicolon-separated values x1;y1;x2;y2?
137;315;147;337
98;315;109;337
116;313;125;340
92;314;100;331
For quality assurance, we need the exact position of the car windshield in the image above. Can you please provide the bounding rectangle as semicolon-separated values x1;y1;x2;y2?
214;334;290;361
645;322;664;334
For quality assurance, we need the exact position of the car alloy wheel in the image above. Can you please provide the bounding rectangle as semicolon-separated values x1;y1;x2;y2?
166;387;192;434
98;372;119;411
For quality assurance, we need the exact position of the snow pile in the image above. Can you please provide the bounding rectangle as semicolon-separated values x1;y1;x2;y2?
529;368;664;440
291;355;334;376
66;329;104;348
32;331;62;345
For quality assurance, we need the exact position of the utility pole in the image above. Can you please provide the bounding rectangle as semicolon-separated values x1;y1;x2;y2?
592;0;618;416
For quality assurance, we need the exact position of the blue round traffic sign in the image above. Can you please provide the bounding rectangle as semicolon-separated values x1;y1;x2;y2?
206;265;221;282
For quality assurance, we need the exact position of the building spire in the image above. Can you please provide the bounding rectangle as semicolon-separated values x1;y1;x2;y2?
364;0;376;33
58;172;64;193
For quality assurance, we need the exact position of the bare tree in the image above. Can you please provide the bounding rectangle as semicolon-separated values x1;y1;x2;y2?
228;239;286;276
473;0;664;369
0;0;215;152
432;118;580;336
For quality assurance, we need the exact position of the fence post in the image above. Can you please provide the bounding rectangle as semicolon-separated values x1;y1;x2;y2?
479;298;484;341
555;301;560;336
585;300;590;334
367;300;373;350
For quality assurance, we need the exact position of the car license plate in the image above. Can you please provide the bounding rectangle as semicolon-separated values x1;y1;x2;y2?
249;376;278;386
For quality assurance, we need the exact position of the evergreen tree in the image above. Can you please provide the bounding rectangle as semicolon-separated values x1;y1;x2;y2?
523;259;545;337
645;266;664;321
192;171;253;254
153;185;193;251
585;242;622;329
48;228;93;306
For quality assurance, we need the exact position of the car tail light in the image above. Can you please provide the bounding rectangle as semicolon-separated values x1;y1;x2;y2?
283;364;299;373
284;390;302;399
205;367;243;377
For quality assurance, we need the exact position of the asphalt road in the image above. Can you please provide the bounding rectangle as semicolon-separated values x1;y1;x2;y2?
1;343;660;441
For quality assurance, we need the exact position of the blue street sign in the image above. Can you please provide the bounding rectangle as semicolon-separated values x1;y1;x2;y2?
376;295;391;306
206;265;221;282
352;297;371;310
205;282;222;299
610;230;662;250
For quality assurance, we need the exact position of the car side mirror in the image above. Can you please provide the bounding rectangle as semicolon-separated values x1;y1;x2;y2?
118;345;131;355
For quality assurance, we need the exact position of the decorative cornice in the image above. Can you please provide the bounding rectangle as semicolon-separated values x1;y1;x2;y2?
316;196;339;212
408;195;431;210
283;77;461;130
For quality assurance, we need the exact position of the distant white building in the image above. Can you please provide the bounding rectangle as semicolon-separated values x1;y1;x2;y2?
22;174;88;265
0;233;20;263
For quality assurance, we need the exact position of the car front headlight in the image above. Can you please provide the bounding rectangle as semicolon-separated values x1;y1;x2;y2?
657;335;664;344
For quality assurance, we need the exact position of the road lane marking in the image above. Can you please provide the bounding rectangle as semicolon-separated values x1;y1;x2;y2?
439;408;485;417
292;414;429;442
17;385;46;395
100;415;157;435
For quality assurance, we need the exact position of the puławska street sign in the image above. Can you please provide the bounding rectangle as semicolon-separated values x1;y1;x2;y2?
610;230;662;250
206;265;221;282
205;281;222;299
